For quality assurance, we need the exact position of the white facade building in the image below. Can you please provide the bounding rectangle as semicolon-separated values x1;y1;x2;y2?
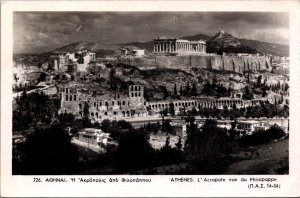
78;128;110;145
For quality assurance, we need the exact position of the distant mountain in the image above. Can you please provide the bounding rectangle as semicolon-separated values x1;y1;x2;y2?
44;32;289;57
206;31;259;54
238;39;289;57
180;33;211;41
51;41;119;56
207;30;241;48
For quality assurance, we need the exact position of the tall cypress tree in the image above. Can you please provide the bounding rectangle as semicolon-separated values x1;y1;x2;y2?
174;84;178;96
180;85;183;96
163;86;169;99
191;82;197;96
186;81;190;96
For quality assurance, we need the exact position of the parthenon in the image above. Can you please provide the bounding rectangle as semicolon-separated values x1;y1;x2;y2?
153;37;206;54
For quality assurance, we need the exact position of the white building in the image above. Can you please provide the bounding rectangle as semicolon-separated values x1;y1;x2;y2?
236;120;267;135
78;128;110;145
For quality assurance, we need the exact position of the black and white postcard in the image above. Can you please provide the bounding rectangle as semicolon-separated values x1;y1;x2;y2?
1;1;300;197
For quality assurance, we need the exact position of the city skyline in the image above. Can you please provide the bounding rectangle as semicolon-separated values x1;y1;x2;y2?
13;12;289;54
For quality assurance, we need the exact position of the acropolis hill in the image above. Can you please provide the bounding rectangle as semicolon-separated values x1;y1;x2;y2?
116;33;271;73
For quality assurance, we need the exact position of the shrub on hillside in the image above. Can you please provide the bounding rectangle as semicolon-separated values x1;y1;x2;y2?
240;124;286;147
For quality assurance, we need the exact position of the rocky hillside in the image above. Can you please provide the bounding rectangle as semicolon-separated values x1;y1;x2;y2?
88;62;286;102
238;39;289;57
51;41;119;56
208;30;241;48
206;31;259;54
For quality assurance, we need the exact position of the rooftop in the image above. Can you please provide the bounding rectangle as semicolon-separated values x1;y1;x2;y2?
237;120;260;124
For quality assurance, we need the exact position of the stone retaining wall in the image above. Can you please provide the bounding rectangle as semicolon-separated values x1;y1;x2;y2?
117;55;271;72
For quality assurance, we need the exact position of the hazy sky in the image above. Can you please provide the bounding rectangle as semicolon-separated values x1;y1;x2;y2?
13;12;289;54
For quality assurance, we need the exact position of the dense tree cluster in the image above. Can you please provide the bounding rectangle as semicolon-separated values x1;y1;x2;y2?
13;91;60;131
184;118;237;173
239;125;286;147
115;128;155;171
115;127;184;172
13;124;79;174
242;86;254;100
201;82;231;98
99;119;133;139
